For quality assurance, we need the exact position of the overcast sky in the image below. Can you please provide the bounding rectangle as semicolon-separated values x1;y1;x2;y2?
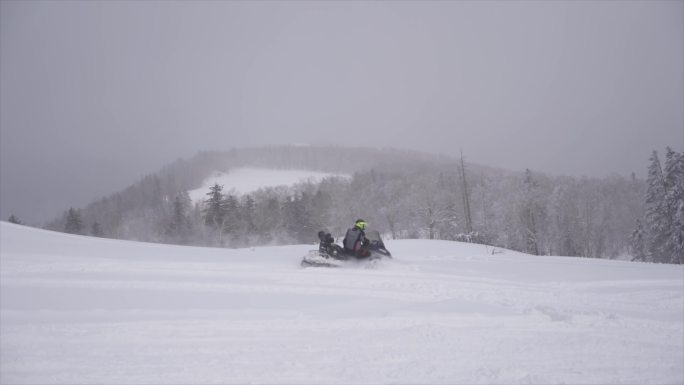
1;1;683;224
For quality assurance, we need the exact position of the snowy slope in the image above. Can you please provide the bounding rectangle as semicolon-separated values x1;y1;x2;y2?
187;168;349;202
1;222;682;384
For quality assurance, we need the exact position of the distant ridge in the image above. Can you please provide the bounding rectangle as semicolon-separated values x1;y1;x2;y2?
42;145;645;262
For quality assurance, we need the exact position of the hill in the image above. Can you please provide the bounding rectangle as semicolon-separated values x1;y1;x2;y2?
43;145;645;260
1;221;682;384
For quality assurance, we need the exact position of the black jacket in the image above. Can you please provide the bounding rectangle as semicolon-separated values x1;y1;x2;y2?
343;227;366;252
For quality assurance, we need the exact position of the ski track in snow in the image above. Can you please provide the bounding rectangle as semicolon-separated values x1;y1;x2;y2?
1;222;682;384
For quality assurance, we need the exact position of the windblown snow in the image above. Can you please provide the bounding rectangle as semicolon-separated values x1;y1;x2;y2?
1;222;682;384
187;168;348;202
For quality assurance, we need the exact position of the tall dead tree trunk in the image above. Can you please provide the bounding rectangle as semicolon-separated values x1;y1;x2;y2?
460;150;473;234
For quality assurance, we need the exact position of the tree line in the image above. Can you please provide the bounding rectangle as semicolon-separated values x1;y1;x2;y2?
38;146;682;263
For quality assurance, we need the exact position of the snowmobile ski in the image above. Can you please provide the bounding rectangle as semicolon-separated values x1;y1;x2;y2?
300;250;344;268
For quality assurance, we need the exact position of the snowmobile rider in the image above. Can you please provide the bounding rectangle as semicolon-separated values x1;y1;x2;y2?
343;219;371;258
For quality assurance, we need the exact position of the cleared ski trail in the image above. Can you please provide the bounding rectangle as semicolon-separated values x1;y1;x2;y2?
1;222;682;384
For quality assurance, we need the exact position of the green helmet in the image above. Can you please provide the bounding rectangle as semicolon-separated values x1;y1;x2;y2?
354;219;367;230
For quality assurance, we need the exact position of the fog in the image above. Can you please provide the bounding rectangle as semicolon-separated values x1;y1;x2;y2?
1;1;682;223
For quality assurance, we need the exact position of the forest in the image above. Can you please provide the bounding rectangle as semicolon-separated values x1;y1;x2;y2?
42;145;683;264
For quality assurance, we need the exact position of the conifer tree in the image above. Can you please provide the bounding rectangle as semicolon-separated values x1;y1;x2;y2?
668;201;684;264
662;148;684;263
644;151;669;262
630;219;648;262
166;192;192;244
64;208;84;234
8;214;22;225
241;195;257;238
283;194;314;243
256;197;282;243
91;221;104;237
203;184;226;229
222;194;240;240
310;189;332;233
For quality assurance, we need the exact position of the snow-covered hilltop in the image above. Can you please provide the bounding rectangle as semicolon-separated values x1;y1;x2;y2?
1;222;682;384
187;167;349;202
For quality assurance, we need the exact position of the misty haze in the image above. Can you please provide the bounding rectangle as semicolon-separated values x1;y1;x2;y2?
1;1;682;225
0;1;683;384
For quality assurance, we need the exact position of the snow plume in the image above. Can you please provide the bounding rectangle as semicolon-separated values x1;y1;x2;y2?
1;222;682;384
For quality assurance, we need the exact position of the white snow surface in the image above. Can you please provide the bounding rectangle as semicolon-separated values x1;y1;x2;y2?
188;168;348;202
1;222;683;384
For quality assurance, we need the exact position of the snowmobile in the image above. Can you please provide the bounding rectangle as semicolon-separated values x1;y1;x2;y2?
300;229;392;268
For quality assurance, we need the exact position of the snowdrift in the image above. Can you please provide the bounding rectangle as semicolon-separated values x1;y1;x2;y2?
1;222;682;384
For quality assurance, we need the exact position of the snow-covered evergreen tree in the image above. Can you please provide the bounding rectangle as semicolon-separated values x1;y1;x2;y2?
166;192;192;244
662;148;684;263
91;221;104;237
671;201;684;264
635;148;684;264
64;208;84;235
8;214;22;225
202;184;230;245
241;194;258;242
283;194;315;244
221;194;240;244
253;196;282;244
203;184;225;229
630;219;648;262
644;151;670;262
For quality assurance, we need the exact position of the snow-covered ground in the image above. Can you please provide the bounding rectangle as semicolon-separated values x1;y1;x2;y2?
1;222;682;384
188;168;348;202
